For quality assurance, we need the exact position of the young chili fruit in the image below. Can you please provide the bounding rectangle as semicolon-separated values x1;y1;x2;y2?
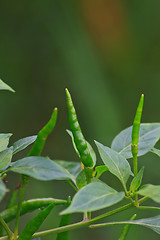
0;198;67;223
28;107;58;156
65;88;94;168
17;202;55;240
131;94;144;156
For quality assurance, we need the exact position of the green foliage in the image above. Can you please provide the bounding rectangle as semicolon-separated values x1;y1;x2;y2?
95;165;108;179
61;182;125;214
0;134;12;153
12;136;37;155
95;141;133;191
129;167;144;193
111;123;160;158
0;79;15;92
8;157;76;181
138;184;160;203
1;83;160;239
0;148;13;170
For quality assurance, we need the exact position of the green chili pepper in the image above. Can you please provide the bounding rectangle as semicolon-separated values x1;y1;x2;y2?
131;94;144;177
65;89;94;168
28;107;58;156
132;94;144;155
56;196;71;240
118;214;136;240
0;198;67;223
17;202;55;240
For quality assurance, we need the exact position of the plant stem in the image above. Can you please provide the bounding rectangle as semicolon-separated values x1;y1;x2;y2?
0;216;12;239
0;197;148;240
31;202;135;238
13;176;28;239
133;153;138;177
137;206;160;211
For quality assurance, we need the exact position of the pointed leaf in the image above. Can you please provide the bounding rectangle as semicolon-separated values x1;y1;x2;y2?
61;182;125;214
0;79;15;92
17;203;55;240
0;134;12;153
111;123;160;158
12;136;37;155
130;167;144;193
66;130;80;157
95;141;132;189
67;130;96;166
138;184;160;203
76;169;87;189
0;147;13;170
95;165;109;179
0;178;7;201
8;157;76;181
55;160;81;180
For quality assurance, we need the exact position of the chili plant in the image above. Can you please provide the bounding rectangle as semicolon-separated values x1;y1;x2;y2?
0;81;160;239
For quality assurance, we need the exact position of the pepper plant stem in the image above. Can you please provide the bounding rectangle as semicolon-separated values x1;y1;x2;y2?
13;176;27;239
0;197;149;240
31;197;148;239
0;216;12;239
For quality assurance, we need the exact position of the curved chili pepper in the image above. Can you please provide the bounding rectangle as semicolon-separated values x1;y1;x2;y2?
28;107;58;156
132;94;144;152
17;202;55;240
65;88;94;168
0;198;67;223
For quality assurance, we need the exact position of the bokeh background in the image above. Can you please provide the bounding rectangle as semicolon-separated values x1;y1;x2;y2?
0;0;160;239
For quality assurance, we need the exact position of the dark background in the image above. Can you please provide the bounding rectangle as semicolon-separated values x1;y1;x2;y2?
0;0;160;239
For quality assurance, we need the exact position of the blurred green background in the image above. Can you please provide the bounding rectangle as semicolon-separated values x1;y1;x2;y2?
0;0;160;239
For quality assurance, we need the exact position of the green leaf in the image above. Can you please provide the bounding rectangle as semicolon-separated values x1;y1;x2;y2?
0;79;15;92
0;178;7;201
67;130;96;166
12;136;37;155
0;133;12;153
17;203;55;240
130;167;144;193
111;123;160;159
95;165;108;179
76;169;87;189
55;160;81;180
8;157;76;181
66;130;80;157
0;147;13;170
61;182;125;214
95;141;132;189
138;184;160;203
